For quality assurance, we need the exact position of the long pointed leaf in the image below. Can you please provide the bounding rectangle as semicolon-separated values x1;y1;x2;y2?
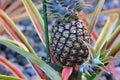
0;75;23;80
0;9;45;79
9;6;26;17
0;39;62;80
62;67;73;80
22;0;45;46
87;0;105;36
109;64;119;80
105;56;120;64
86;8;120;18
0;9;36;55
5;0;22;15
9;8;120;24
93;41;120;79
0;56;26;79
107;25;120;50
0;29;6;36
108;41;120;57
0;0;9;9
22;0;58;64
94;14;119;53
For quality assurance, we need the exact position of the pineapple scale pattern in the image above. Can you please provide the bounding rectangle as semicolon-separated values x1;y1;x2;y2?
51;19;90;66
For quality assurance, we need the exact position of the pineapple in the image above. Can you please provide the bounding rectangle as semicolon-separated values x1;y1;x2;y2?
46;0;90;67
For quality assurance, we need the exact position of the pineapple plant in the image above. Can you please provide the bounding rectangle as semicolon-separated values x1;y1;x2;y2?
46;0;90;66
0;0;120;80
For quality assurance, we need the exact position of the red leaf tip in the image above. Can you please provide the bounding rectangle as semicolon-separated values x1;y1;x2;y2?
62;67;73;80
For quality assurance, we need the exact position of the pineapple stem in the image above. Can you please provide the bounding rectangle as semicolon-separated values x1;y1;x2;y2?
42;0;50;60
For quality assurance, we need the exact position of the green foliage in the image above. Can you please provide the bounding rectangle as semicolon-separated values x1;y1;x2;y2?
0;39;61;80
0;75;22;80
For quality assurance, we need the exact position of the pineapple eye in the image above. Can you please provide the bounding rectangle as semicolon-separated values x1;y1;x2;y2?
78;36;84;41
77;57;83;63
55;31;61;37
52;27;57;33
66;62;72;66
58;26;64;32
53;40;57;45
69;56;76;61
76;21;84;28
66;41;72;47
74;42;80;48
81;43;88;50
60;37;66;43
71;20;76;25
63;30;69;37
55;31;61;39
79;49;84;55
64;46;69;51
56;48;61;52
71;49;77;54
62;52;68;57
60;56;65;62
57;42;62;47
69;34;76;41
77;28;83;36
70;27;76;33
65;24;70;29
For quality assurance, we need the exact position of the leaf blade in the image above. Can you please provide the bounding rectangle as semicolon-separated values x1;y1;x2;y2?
0;75;23;80
87;0;105;36
62;67;73;80
94;14;119;53
0;39;61;80
22;0;45;46
107;25;120;50
0;9;36;55
0;56;26;79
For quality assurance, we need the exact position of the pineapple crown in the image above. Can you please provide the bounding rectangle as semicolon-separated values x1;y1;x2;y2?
45;0;87;22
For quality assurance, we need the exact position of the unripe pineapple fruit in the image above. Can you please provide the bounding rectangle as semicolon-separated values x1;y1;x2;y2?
51;19;89;66
47;0;90;66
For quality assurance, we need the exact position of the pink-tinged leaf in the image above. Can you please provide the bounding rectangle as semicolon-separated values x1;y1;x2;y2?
62;67;73;80
87;0;105;36
86;8;120;18
74;65;79;72
91;31;98;43
0;9;36;55
105;56;120;64
0;39;62;80
0;0;9;9
22;0;45;46
0;29;6;36
5;0;22;15
31;62;48;80
107;25;120;50
94;14;119;53
0;56;26;80
0;9;45;80
109;64;119;80
108;41;120;57
100;66;111;74
0;11;22;42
